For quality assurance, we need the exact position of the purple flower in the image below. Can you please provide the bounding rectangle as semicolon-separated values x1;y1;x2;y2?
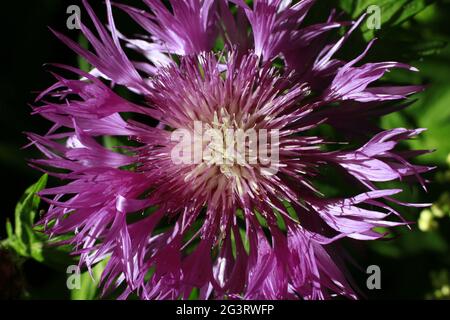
28;0;430;300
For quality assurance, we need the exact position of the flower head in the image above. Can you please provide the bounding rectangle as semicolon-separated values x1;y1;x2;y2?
28;0;430;300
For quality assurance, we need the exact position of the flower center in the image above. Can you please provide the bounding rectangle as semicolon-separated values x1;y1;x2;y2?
202;108;247;177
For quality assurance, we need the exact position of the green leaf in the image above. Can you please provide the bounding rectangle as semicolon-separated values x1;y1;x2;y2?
77;34;91;72
386;0;435;26
3;174;48;260
71;260;107;300
0;174;75;270
102;136;123;150
381;46;450;164
339;0;436;40
340;0;434;22
5;219;13;239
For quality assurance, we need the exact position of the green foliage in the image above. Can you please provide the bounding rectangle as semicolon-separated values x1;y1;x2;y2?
427;270;450;299
70;260;108;300
3;174;48;262
2;174;75;270
77;34;91;73
340;0;435;31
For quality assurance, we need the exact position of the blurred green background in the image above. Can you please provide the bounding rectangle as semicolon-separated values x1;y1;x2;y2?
0;0;449;299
